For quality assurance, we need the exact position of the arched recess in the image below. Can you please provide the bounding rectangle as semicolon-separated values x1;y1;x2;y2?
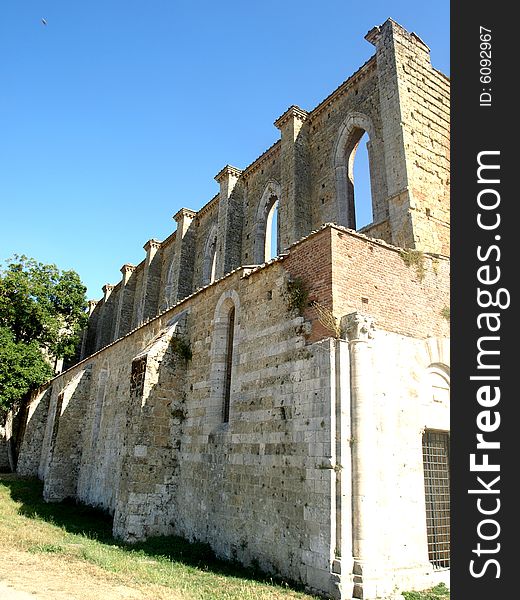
333;112;376;229
253;180;282;263
161;255;176;311
427;364;450;405
90;362;110;450
202;223;218;286
209;290;240;425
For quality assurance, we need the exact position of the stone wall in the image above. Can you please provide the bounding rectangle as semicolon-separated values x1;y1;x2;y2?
15;224;450;598
82;19;449;359
15;19;451;600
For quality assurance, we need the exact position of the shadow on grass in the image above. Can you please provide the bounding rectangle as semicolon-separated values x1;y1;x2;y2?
1;474;315;596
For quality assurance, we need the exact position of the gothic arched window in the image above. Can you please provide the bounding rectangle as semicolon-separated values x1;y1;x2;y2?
202;225;218;285
264;197;279;261
254;180;282;263
333;113;377;230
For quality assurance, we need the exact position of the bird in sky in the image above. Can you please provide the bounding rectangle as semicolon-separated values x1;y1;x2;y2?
41;18;47;26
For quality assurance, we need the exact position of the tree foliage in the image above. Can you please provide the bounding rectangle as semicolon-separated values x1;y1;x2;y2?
0;327;54;411
0;255;88;411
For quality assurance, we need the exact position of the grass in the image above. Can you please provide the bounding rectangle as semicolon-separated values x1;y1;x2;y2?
0;473;319;600
402;583;450;600
0;474;450;600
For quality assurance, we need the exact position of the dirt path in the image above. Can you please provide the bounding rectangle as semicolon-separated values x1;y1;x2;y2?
0;548;183;600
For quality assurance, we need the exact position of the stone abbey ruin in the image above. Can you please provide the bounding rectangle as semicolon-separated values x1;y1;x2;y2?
13;19;450;600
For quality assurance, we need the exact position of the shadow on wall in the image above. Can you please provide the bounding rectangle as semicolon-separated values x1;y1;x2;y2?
0;473;316;595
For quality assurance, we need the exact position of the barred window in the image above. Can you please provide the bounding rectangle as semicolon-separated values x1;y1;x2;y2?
422;430;450;569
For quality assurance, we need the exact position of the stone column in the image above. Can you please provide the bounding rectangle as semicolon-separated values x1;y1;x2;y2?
330;337;353;599
115;264;136;339
215;165;243;278
171;208;197;302
274;105;311;250
341;311;376;599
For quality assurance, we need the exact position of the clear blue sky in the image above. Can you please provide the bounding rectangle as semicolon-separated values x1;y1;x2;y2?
0;1;449;300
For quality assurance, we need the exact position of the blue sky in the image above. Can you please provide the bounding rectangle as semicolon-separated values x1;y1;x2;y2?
0;1;449;299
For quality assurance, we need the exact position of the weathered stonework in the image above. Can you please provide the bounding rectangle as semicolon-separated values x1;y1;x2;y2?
15;19;450;600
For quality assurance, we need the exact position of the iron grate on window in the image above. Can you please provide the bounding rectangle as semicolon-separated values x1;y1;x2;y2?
422;430;450;569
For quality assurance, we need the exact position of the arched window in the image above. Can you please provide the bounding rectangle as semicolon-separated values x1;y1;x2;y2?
210;244;217;283
202;225;218;285
334;113;376;230
209;291;240;426
352;132;373;230
162;255;176;311
265;197;279;261
222;305;235;423
254;180;282;263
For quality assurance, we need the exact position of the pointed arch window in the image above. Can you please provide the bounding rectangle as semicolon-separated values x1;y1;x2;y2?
334;113;378;230
222;305;235;423
202;226;218;285
265;197;279;261
254;180;282;263
209;290;240;427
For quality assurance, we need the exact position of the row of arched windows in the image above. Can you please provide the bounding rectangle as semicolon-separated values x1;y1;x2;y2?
164;113;377;304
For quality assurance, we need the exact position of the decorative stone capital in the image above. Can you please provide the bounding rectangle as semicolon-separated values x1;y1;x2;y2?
274;105;309;130
341;311;375;343
102;284;115;301
120;263;136;284
143;239;162;253
214;164;242;184
173;208;197;223
87;299;99;315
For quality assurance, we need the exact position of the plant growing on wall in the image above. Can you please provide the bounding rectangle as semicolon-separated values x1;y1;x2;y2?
311;301;342;338
171;336;192;362
399;248;426;282
286;277;309;314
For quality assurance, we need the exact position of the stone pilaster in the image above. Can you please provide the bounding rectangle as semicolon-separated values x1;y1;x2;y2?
80;300;99;360
95;284;115;350
366;19;444;252
215;165;243;278
171;208;197;303
274;105;311;249
140;239;162;323
341;311;377;600
115;264;136;339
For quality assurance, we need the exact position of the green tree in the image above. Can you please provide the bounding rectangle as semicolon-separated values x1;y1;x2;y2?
0;255;88;411
0;327;54;412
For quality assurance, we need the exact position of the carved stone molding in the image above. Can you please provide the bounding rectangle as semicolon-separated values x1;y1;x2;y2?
87;299;99;314
120;263;136;284
274;105;309;130
143;238;162;253
214;164;242;184
102;284;115;301
173;208;197;223
341;311;376;343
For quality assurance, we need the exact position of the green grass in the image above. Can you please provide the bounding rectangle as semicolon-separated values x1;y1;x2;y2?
1;474;450;600
402;583;450;600
0;473;319;600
